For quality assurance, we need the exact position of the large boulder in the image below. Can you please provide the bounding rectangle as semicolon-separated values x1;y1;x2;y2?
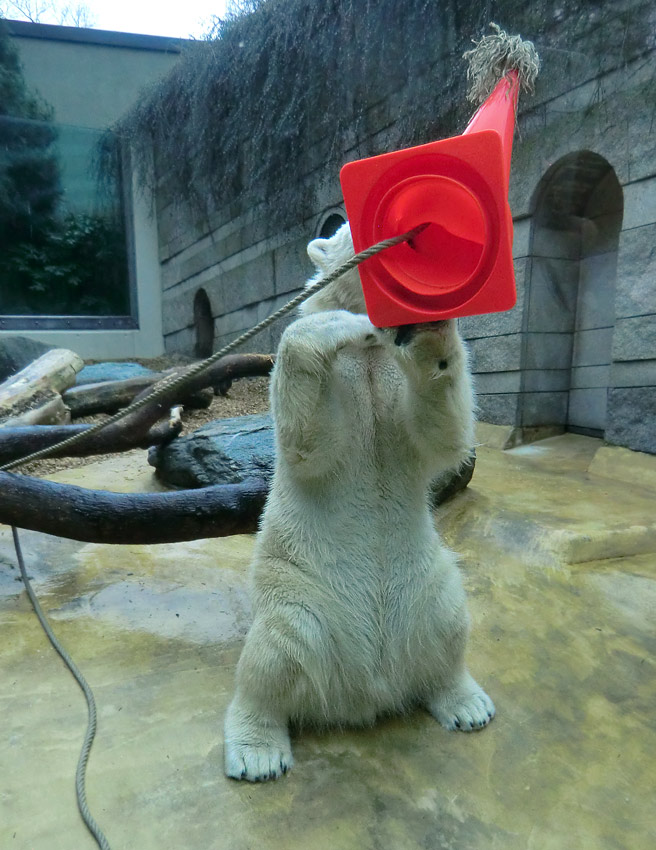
0;335;55;382
148;414;275;488
150;412;475;504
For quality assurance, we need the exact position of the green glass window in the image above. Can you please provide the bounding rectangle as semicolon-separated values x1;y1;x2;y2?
0;115;134;329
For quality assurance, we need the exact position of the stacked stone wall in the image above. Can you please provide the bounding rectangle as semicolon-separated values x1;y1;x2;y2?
156;0;656;452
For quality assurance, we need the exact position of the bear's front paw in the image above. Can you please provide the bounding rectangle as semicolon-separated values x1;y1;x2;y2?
224;739;294;782
224;698;293;782
318;311;377;350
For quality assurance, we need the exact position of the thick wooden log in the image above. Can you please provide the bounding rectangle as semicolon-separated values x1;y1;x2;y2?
62;376;213;417
120;353;275;437
63;375;158;416
206;353;276;396
60;353;274;417
1;352;275;470
0;471;268;543
0;415;183;465
0;349;83;425
1;391;71;427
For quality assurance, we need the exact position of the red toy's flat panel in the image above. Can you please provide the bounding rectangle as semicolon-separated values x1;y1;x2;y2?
339;74;518;327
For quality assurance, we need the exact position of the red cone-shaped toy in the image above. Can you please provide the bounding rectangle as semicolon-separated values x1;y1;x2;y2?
340;71;520;327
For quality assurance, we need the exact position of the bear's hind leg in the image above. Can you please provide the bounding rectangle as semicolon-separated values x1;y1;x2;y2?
224;619;298;781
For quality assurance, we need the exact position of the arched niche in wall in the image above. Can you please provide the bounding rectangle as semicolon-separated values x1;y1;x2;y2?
523;151;623;438
316;208;346;239
193;288;214;358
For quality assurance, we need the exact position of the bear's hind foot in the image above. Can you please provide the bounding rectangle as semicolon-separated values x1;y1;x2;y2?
224;699;293;782
224;738;293;782
428;671;495;732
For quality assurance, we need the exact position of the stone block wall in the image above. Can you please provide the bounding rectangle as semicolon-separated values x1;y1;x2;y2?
606;184;656;453
156;95;399;358
158;199;319;357
155;1;656;454
458;32;656;453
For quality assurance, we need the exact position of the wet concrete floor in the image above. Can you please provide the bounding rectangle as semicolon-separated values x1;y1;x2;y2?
1;431;654;849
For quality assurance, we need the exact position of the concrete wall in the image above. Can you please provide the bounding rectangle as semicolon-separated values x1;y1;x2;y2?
460;47;656;454
155;2;656;453
0;20;183;358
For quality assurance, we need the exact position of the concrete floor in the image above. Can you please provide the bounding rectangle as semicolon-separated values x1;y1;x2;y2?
1;430;655;850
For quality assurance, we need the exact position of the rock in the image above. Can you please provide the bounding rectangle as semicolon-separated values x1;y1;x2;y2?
148;413;275;488
76;362;157;385
0;336;55;382
429;452;476;507
150;412;475;503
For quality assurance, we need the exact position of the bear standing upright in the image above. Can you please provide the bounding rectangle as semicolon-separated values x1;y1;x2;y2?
224;223;494;781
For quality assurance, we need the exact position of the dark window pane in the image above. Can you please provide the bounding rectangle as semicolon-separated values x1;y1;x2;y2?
0;115;131;320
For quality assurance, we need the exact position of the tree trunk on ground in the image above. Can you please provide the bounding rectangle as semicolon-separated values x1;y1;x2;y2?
0;411;183;465
1;353;275;471
132;353;276;405
2;391;71;427
62;375;213;417
0;472;268;543
61;353;274;417
0;349;83;426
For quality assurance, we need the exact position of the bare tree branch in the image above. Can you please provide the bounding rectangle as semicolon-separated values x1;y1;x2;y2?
0;413;183;465
0;471;268;543
0;1;95;27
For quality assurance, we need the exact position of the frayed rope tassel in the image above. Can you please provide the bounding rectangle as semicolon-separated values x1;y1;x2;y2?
463;22;541;105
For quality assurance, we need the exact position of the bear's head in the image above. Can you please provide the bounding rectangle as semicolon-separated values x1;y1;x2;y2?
299;222;367;317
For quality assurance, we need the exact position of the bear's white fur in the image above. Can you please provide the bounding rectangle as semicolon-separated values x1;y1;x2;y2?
224;223;494;782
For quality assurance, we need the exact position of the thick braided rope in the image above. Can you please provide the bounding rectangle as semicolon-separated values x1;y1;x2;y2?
1;223;427;472
11;526;112;850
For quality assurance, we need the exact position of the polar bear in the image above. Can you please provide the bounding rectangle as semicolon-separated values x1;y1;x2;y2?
223;223;494;781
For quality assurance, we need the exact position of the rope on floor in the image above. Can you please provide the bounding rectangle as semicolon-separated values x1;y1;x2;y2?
11;526;112;850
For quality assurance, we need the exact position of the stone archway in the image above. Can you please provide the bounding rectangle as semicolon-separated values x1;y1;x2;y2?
317;209;346;239
523;152;623;438
193;288;214;358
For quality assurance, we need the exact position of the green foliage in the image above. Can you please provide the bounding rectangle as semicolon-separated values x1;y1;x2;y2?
0;17;52;118
1;21;128;319
0;212;129;315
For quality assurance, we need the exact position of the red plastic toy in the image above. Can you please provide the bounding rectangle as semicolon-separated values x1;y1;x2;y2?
340;70;520;327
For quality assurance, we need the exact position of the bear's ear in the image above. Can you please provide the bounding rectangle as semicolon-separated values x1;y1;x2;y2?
307;238;330;269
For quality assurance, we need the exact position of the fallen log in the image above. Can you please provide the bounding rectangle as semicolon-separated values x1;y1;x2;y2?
0;352;275;471
0;413;183;465
1;390;71;427
0;472;268;543
60;353;274;417
209;352;275;393
0;348;83;426
70;354;274;462
63;375;212;417
131;353;275;406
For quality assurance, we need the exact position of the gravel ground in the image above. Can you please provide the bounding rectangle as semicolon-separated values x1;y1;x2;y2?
17;363;271;478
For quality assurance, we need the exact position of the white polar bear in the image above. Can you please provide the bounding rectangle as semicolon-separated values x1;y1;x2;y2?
224;222;494;781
